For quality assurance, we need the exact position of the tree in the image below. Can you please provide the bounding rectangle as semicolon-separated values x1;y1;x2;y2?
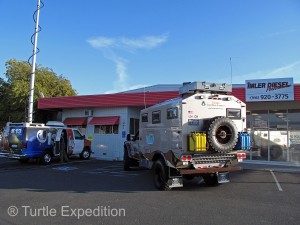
0;59;77;128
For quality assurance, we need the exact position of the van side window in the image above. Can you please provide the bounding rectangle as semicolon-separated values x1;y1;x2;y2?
167;107;178;120
142;113;148;122
152;111;161;124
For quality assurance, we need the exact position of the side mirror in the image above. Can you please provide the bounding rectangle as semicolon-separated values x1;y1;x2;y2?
126;134;131;141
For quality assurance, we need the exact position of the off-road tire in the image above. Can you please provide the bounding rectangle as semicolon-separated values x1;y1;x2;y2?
203;173;218;186
153;159;169;191
208;117;238;153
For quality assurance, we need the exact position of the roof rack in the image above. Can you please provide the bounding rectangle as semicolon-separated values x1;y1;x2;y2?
179;81;232;95
6;122;45;127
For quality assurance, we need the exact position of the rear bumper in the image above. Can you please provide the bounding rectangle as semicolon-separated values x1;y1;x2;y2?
0;151;27;160
180;166;241;175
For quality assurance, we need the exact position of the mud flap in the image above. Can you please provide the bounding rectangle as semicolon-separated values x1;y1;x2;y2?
167;177;183;188
217;172;230;183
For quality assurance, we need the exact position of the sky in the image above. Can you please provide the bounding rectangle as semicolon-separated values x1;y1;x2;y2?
0;0;299;95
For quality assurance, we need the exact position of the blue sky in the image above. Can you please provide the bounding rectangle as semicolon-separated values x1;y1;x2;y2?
0;0;299;95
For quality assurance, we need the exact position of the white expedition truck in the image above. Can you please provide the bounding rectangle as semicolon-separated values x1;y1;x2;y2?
124;81;250;190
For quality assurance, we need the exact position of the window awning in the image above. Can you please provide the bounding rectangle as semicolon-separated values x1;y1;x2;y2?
63;117;87;126
89;116;120;125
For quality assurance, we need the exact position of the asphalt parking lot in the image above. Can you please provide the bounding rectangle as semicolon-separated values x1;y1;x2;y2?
0;157;299;225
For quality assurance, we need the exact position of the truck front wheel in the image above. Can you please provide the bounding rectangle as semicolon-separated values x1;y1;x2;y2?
153;159;169;190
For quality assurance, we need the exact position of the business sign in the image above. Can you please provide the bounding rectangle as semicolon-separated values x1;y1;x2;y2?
245;78;294;102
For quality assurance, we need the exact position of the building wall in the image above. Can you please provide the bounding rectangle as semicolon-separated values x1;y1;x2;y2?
62;106;143;160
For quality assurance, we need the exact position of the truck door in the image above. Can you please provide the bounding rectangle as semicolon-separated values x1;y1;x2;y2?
132;131;142;158
72;129;85;154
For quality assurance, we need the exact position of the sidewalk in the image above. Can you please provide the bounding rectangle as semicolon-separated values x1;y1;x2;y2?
240;160;300;173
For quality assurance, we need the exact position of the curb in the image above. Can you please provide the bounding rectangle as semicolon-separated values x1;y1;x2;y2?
240;160;300;173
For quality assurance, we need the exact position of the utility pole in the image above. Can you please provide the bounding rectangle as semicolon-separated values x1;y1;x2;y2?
28;0;41;123
230;57;233;85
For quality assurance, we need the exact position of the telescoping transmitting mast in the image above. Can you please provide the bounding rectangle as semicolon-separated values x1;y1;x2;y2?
28;0;42;123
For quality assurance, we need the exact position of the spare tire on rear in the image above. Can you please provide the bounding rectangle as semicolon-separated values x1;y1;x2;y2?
208;117;238;153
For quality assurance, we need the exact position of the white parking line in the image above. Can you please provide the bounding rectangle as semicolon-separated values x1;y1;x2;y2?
270;170;283;192
52;166;79;171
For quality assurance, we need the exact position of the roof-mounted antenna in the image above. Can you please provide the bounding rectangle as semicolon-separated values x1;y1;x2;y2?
28;0;43;123
229;57;233;85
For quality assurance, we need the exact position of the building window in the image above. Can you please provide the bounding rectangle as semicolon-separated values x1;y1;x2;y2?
152;111;161;124
167;107;178;120
94;125;119;134
142;113;148;122
130;118;139;135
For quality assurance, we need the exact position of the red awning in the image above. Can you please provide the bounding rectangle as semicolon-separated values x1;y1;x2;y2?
63;117;87;126
89;116;120;125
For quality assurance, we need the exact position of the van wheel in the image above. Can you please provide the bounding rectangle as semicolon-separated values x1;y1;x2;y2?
80;148;91;160
208;117;238;153
153;159;169;191
41;151;52;165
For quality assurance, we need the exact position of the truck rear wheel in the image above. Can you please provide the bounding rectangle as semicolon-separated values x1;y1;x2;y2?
208;117;238;153
153;159;169;190
203;173;218;186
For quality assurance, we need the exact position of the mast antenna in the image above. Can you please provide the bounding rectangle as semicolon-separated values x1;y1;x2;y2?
28;0;43;123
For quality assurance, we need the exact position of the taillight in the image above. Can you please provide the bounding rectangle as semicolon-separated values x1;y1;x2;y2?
181;155;192;161
22;142;27;149
237;152;246;159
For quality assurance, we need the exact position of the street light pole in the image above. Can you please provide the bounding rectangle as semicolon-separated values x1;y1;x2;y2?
28;0;41;123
